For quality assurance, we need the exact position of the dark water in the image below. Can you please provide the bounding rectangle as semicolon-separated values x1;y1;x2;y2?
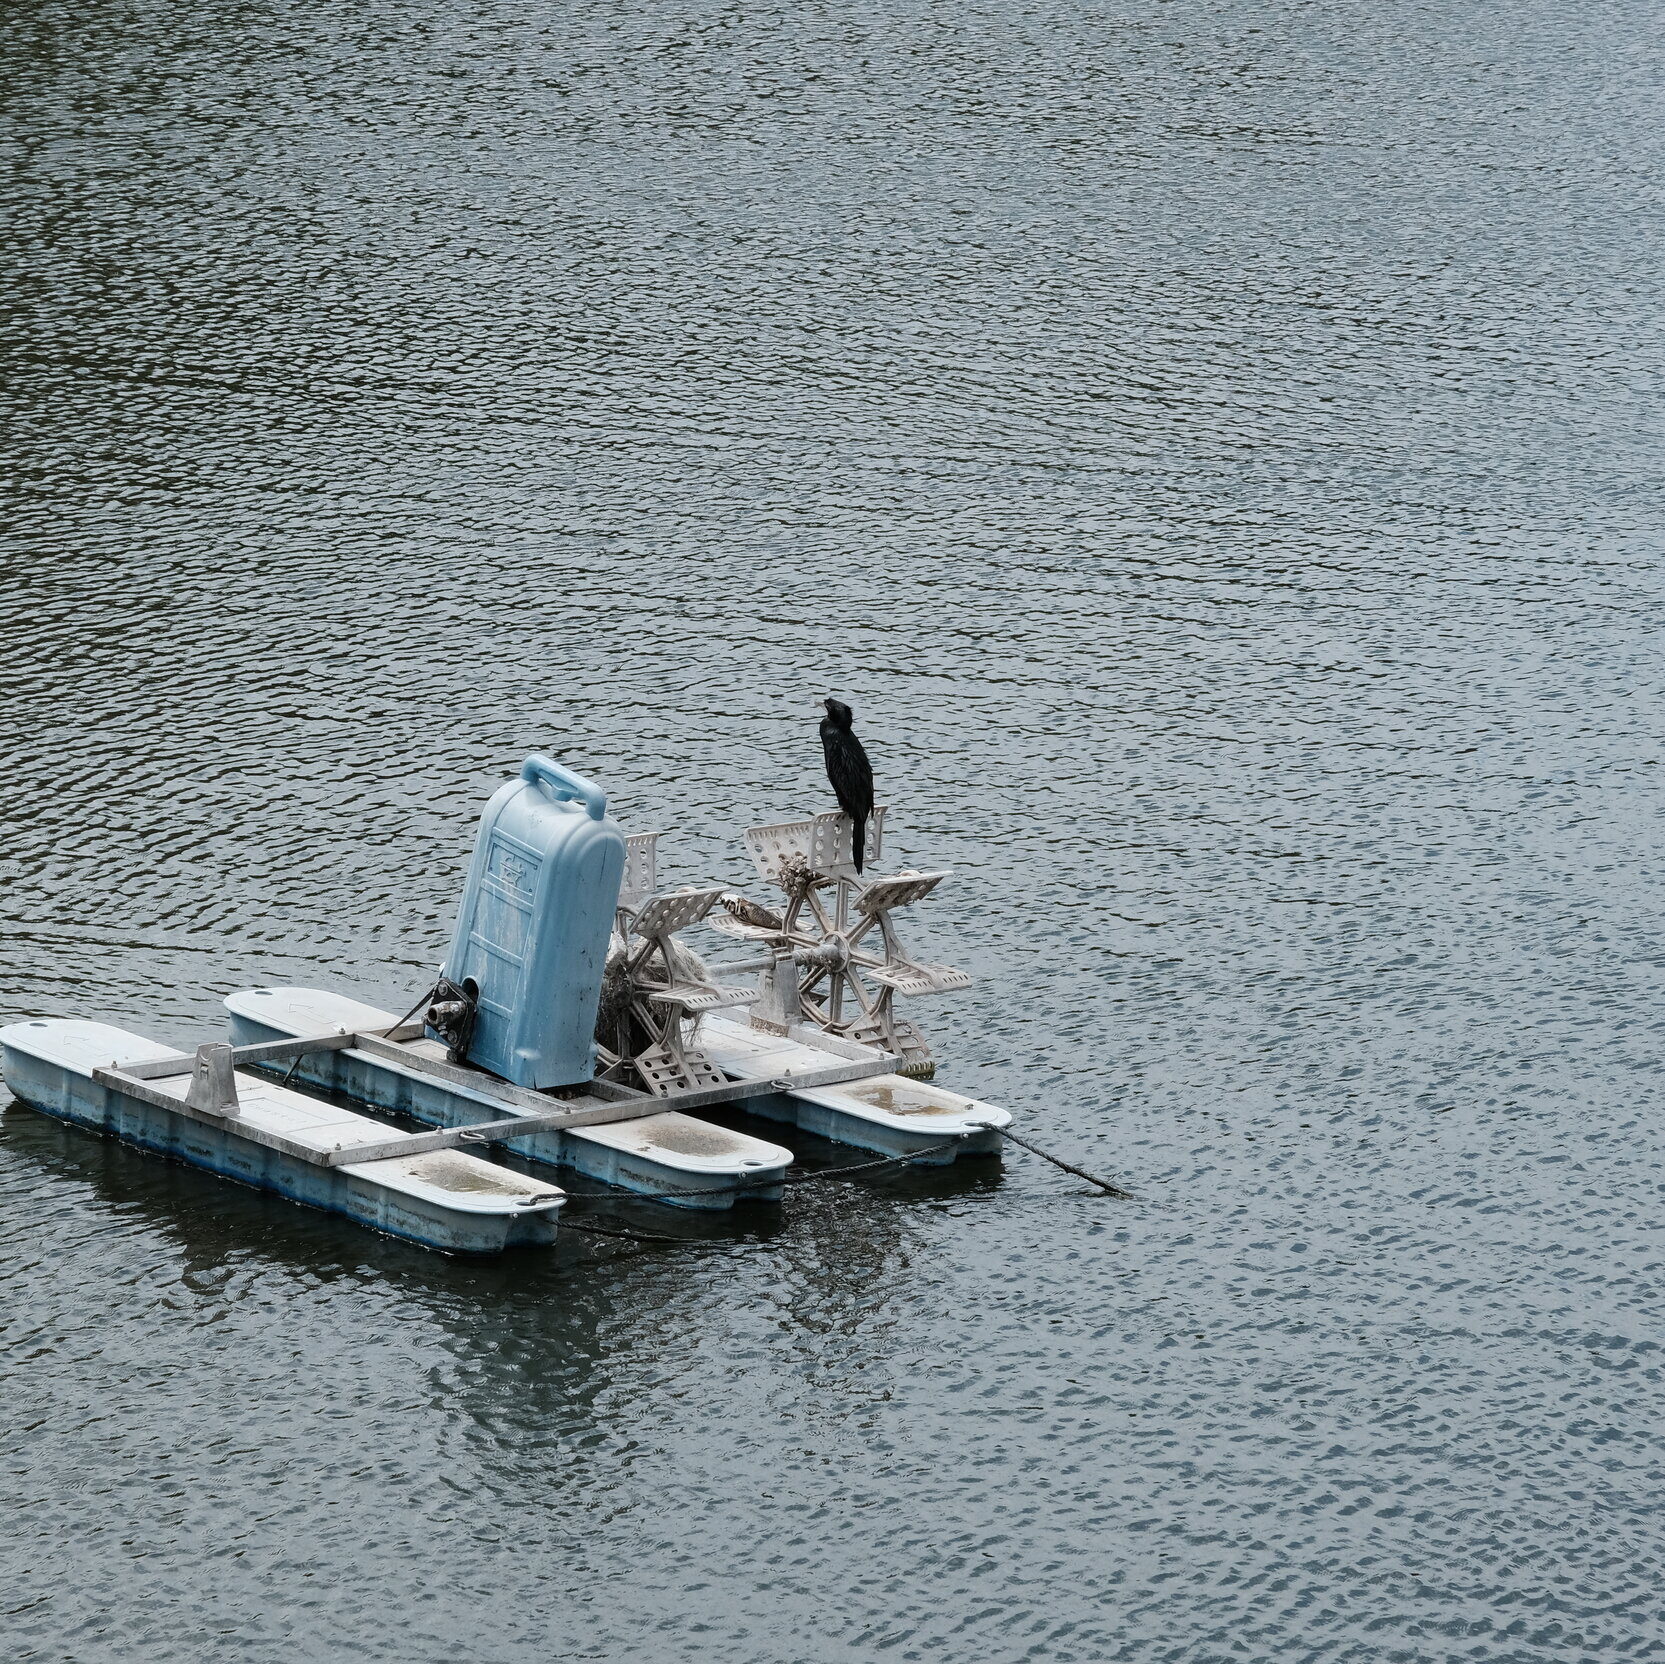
3;1;1663;1658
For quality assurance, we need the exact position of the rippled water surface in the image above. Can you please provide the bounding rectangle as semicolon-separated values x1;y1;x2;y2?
4;2;1664;1659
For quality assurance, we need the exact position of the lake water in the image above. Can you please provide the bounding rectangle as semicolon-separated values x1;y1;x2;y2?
3;2;1662;1659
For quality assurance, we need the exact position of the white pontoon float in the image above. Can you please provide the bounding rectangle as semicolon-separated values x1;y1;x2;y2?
1;754;1011;1253
0;1019;563;1254
224;985;800;1208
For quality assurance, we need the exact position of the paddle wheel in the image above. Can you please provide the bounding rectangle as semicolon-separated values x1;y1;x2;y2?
593;834;756;1096
706;808;971;1078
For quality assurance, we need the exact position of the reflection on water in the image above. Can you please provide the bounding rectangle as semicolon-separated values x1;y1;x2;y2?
4;0;1664;1658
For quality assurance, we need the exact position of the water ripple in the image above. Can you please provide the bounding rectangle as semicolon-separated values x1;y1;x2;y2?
4;0;1664;1659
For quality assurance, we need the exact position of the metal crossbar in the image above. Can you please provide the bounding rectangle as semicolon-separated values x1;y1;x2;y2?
92;1023;901;1171
117;1026;427;1080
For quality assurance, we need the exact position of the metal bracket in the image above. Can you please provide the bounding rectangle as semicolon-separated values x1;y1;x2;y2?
183;1043;240;1116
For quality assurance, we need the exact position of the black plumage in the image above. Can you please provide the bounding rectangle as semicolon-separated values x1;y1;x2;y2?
819;697;875;872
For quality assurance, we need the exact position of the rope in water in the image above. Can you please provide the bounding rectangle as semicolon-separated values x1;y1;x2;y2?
560;1124;1133;1252
558;1136;976;1248
787;1138;967;1184
560;1134;969;1202
973;1123;1134;1200
559;1127;1131;1246
560;1216;699;1246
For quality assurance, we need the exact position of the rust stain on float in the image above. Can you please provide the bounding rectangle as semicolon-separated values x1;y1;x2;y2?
404;1153;540;1195
845;1082;956;1117
645;1123;751;1157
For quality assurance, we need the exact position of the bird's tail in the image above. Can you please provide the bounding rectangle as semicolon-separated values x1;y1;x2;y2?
852;813;866;874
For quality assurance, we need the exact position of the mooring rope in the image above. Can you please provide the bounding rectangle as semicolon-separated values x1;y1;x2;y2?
556;1135;975;1251
973;1123;1134;1199
559;1217;696;1246
560;1180;773;1203
380;981;441;1040
562;1129;1132;1207
787;1137;968;1184
561;1134;969;1202
558;1127;1131;1252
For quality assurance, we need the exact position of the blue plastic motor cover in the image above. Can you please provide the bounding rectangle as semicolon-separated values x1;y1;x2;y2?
438;755;627;1089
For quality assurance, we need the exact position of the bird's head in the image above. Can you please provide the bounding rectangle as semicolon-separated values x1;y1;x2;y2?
823;697;854;730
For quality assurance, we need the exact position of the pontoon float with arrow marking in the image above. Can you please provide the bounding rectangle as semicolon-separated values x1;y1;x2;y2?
1;755;1009;1253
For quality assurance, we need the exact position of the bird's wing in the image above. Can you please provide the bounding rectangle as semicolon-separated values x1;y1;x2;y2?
820;734;867;817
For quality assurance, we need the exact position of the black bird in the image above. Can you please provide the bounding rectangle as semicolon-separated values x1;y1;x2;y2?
819;697;875;872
